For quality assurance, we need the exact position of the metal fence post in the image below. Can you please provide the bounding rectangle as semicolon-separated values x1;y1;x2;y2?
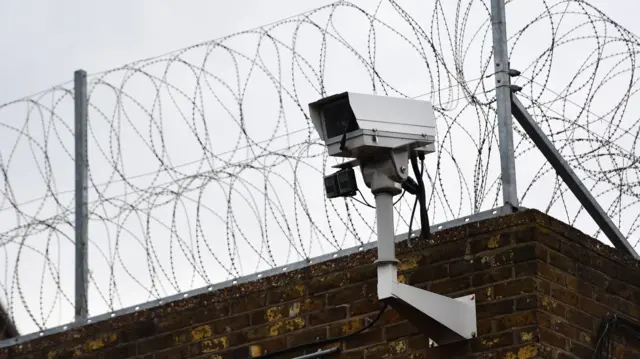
490;0;519;208
74;70;89;320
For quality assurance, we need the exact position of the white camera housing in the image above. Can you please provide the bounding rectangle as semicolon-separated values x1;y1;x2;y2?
309;92;437;159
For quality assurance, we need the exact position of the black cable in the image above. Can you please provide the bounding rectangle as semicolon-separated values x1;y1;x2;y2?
255;304;389;359
592;313;640;359
350;196;374;208
394;190;406;205
410;154;430;239
356;190;374;208
407;195;419;246
419;157;430;236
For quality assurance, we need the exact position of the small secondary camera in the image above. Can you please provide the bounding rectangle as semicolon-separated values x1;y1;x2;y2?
324;168;358;199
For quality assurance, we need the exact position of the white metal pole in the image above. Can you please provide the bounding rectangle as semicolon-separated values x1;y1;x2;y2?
375;192;398;298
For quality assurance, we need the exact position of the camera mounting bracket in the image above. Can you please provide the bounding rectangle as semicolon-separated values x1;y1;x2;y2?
361;148;478;345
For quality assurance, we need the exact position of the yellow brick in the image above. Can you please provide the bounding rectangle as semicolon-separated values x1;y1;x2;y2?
285;317;305;331
292;285;305;296
201;337;229;353
250;345;263;357
481;337;500;348
86;333;118;352
520;331;534;343
487;235;501;249
191;325;212;341
398;256;419;271
389;339;408;354
342;319;363;335
266;306;284;322
269;321;284;336
517;345;538;358
289;302;301;317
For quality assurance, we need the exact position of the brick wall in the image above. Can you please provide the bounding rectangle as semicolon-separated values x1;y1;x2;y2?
3;209;640;358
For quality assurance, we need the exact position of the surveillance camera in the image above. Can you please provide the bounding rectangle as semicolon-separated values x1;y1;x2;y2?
309;92;437;159
324;168;358;199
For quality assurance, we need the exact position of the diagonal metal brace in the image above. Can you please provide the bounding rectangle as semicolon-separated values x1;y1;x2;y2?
510;94;639;259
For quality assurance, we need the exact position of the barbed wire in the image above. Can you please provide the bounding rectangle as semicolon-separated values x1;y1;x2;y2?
1;0;639;334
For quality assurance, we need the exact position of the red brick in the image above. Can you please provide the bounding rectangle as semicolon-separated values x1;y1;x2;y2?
471;267;513;287
578;297;609;319
471;332;514;352
474;249;516;271
267;284;306;304
539;327;568;350
536;229;561;251
410;263;449;283
351;299;383;317
538;262;566;286
335;349;366;359
606;279;638;302
407;334;431;351
569;341;594;358
345;264;377;283
327;284;365;306
329;318;365;337
287;327;327;347
468;233;513;253
514;261;538;278
551;320;579;341
550;285;579;306
450;260;475;277
617;298;640;319
494;311;537;332
430;277;471;295
229;292;265;315
589;256;621;279
423;241;468;264
513;227;536;245
565;307;597;332
496;343;547;359
155;345;190;359
619;269;640;289
344;327;383;350
576;264;607;289
384;322;417;341
247;337;287;356
476;319;493;336
96;343;137;358
515;327;538;344
548;250;576;275
422;339;470;357
494;278;536;299
474;286;494;302
137;333;175;354
308;272;349;294
308;306;347;326
537;278;551;295
477;299;514;319
516;295;538;311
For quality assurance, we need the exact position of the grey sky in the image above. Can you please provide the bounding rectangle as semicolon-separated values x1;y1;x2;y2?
1;0;640;336
1;0;638;99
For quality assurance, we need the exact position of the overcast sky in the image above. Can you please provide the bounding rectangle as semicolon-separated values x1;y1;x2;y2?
2;0;640;336
0;0;635;100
